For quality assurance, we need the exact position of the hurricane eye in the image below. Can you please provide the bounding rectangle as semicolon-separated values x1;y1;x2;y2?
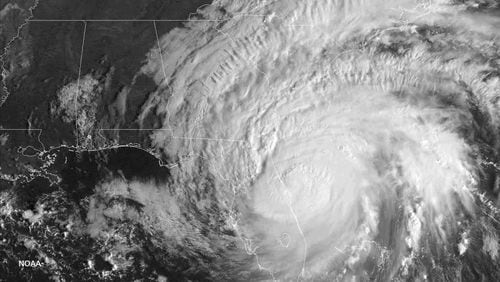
4;0;500;281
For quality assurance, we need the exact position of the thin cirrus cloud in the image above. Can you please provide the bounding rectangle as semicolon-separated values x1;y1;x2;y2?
123;0;500;280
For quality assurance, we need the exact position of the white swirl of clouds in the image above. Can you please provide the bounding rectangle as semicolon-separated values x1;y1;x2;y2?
131;0;500;280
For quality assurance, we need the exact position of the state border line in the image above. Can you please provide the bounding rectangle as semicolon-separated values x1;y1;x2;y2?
8;15;312;152
28;19;316;27
97;129;246;143
0;129;43;131
75;21;87;147
29;19;224;22
0;0;40;108
27;16;316;27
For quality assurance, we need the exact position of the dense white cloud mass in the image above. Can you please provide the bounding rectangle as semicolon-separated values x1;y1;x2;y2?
130;0;500;280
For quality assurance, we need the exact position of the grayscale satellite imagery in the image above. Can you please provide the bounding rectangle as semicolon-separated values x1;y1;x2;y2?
1;0;500;281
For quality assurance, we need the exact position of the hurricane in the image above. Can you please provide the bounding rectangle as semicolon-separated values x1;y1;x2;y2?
93;0;500;280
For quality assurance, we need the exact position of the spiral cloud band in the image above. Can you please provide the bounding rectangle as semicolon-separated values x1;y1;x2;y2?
115;0;500;280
